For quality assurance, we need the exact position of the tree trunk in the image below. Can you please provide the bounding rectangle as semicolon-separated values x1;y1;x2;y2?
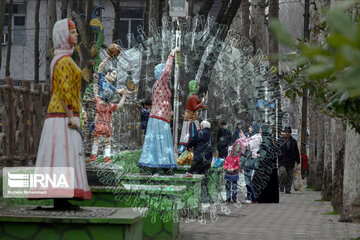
0;0;6;71
307;100;318;187
314;112;324;191
240;0;250;39
46;0;57;84
321;116;332;200
250;0;267;53
34;0;41;84
331;119;345;213
61;0;69;19
198;0;215;20
111;0;122;42
5;0;13;77
216;0;230;23
144;0;161;38
340;124;360;223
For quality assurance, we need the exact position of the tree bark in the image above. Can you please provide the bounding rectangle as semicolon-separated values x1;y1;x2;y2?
216;0;230;24
314;112;324;191
0;0;6;71
198;0;215;20
34;0;41;84
144;0;161;38
5;0;13;77
340;124;360;223
61;0;69;19
321;116;332;200
240;0;250;39
46;0;57;84
307;100;318;187
331;119;345;213
250;0;267;53
111;0;122;42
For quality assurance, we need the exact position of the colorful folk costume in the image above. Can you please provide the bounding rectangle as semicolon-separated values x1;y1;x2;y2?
137;53;177;170
178;80;206;154
88;45;127;164
29;19;92;202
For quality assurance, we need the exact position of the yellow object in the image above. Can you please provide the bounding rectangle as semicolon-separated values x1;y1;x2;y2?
90;18;104;32
47;56;82;117
177;150;193;165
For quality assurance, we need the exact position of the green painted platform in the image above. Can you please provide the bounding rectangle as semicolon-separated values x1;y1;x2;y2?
118;173;204;210
72;184;186;240
0;206;143;240
173;166;224;202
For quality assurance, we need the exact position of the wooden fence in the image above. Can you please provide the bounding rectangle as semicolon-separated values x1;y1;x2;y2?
0;78;50;166
0;78;143;166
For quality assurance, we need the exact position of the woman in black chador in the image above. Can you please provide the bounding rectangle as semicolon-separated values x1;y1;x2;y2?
252;124;279;203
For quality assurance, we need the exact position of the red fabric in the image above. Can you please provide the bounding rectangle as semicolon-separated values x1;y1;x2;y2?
186;94;205;111
149;54;174;123
224;155;241;172
93;96;117;137
301;154;308;170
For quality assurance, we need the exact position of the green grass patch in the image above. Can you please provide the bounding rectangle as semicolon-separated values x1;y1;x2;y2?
306;185;313;190
321;211;339;215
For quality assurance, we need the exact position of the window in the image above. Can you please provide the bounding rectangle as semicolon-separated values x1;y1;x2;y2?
4;3;26;45
119;8;144;49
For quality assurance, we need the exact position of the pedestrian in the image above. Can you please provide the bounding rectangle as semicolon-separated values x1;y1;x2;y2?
224;148;240;203
217;121;232;158
184;120;214;203
278;126;300;194
29;19;92;209
241;121;262;203
231;121;248;144
137;47;180;175
140;99;152;134
253;124;279;203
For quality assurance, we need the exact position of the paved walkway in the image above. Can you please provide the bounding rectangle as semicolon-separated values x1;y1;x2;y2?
176;190;360;240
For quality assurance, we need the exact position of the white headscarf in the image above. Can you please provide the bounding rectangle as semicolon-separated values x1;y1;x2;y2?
50;19;75;89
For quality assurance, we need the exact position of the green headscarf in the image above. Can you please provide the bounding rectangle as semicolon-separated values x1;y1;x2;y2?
188;80;198;99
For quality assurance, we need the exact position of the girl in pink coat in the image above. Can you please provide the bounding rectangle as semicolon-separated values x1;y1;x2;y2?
224;137;247;203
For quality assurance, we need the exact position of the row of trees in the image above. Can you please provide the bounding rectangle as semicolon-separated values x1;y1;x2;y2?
272;0;360;223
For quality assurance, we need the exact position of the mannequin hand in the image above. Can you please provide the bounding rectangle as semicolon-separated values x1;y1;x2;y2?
68;117;78;130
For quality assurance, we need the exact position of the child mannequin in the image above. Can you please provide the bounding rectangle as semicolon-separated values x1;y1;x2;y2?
87;73;128;164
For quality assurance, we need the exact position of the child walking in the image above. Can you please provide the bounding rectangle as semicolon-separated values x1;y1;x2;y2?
224;147;241;203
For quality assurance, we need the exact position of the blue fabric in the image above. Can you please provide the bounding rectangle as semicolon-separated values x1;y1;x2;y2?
226;179;238;201
98;72;117;100
213;157;223;168
138;118;177;168
189;122;197;141
154;63;166;81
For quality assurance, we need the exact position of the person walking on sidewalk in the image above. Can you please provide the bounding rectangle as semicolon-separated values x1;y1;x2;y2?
278;126;300;194
217;121;232;158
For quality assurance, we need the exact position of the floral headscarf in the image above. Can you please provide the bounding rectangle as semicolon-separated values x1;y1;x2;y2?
50;19;75;89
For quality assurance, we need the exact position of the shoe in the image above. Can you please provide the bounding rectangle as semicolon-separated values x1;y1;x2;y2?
232;199;237;203
241;200;252;204
285;191;291;194
226;198;231;203
183;172;193;178
104;157;112;164
252;201;257;204
87;155;96;162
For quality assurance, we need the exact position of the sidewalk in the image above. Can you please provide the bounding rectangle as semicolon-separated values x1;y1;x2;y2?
176;190;360;240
